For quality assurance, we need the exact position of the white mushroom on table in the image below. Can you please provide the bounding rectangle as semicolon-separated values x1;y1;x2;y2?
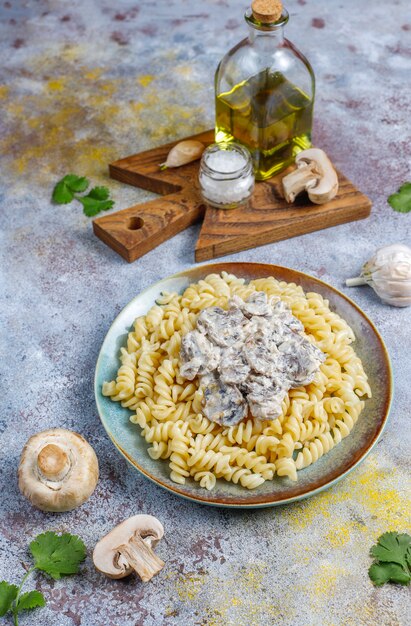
18;428;99;512
93;515;165;583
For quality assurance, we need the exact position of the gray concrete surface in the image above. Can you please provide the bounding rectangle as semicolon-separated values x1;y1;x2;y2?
0;1;410;624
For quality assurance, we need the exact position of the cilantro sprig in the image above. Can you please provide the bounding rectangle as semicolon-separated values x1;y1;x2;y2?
0;532;86;625
369;532;411;586
52;174;114;217
388;182;411;213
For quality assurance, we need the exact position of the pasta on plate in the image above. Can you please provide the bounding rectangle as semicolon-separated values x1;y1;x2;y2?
102;273;371;490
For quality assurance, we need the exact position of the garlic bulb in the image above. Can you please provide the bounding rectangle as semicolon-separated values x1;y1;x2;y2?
346;243;411;307
160;140;205;169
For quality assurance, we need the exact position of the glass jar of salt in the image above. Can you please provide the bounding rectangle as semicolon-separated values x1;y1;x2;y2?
199;142;254;209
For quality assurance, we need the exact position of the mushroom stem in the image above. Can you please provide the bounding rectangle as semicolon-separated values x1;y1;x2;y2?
117;535;164;582
37;444;71;482
346;276;367;287
282;164;319;203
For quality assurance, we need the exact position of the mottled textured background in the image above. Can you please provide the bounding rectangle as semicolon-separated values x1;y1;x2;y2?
1;1;410;624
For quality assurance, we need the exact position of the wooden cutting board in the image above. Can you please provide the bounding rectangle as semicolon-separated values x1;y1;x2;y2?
94;130;371;262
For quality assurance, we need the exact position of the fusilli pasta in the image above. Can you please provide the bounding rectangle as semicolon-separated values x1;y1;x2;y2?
103;273;371;490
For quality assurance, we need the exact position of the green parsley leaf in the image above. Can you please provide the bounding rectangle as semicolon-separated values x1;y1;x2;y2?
52;174;89;204
77;186;114;217
29;532;87;580
388;182;411;213
62;174;89;193
86;186;110;200
52;179;75;204
16;590;46;612
407;547;411;571
369;562;410;586
51;175;113;217
0;581;18;617
368;532;411;586
370;532;411;569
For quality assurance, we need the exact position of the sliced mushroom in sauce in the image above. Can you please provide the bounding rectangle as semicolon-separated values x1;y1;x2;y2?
219;344;250;385
201;373;248;426
278;336;325;387
243;375;288;420
179;330;220;380
230;292;274;318
179;291;326;426
196;306;246;347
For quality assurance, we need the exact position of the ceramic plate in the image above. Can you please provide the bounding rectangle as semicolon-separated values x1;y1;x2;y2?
95;263;392;508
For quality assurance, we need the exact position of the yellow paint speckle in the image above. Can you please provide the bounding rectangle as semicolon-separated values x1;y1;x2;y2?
47;78;65;91
138;74;154;87
0;85;9;98
311;563;348;598
175;573;206;602
242;563;266;592
60;44;83;62
325;525;351;548
27;117;41;129
100;82;117;95
130;101;144;114
176;65;193;78
287;455;410;534
84;68;104;81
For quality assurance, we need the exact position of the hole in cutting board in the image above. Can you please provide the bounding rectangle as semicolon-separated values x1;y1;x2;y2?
127;216;144;230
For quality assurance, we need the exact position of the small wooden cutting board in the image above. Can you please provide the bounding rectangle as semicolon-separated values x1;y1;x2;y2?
94;130;371;262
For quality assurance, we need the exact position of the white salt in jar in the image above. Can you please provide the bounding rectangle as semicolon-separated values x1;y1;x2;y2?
199;142;255;209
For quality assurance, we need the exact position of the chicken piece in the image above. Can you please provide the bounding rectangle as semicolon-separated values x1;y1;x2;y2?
196;306;246;347
218;344;250;385
243;375;287;420
179;330;220;380
201;373;248;426
278;336;325;387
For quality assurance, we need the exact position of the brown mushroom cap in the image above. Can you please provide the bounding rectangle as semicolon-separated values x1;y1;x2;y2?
18;428;99;512
93;515;164;582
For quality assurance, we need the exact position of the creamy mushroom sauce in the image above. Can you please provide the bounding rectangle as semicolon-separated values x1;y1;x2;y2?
180;292;326;426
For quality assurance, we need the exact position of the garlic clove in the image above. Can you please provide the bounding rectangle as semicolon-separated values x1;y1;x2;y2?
160;140;205;169
346;243;411;307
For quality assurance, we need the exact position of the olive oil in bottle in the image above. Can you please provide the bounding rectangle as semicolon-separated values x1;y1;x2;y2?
216;70;313;180
215;0;315;180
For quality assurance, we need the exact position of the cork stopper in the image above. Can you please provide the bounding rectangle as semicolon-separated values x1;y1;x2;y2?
251;0;283;23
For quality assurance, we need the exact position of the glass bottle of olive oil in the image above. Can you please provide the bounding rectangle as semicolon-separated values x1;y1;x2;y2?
215;0;315;180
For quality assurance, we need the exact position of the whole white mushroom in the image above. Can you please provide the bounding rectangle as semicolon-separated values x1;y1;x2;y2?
18;428;99;512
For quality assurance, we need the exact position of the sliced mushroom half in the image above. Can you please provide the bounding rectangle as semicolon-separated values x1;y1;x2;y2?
93;515;165;582
282;148;339;205
18;428;99;512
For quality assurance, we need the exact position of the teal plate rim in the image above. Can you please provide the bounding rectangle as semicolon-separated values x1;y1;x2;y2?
94;262;393;509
